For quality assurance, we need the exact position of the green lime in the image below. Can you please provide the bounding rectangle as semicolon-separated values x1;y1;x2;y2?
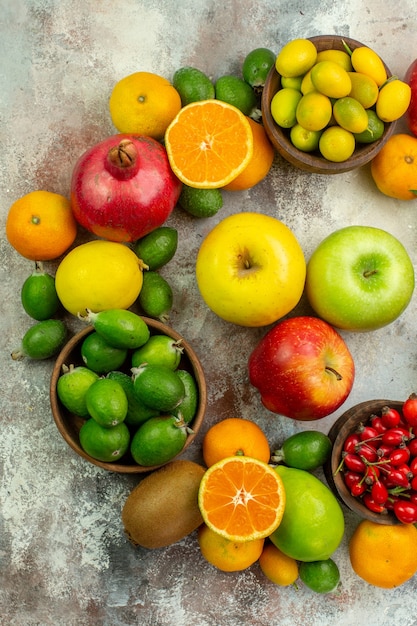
290;124;322;152
215;75;257;116
80;331;127;374
270;87;302;128
270;466;345;562
173;66;215;105
131;334;183;370
85;378;128;427
12;319;67;360
299;558;340;593
130;414;187;466
81;308;150;350
333;97;368;134
79;418;130;462
353;109;385;144
178;185;223;218
134;226;178;270
57;365;99;417
137;271;173;322
172;369;198;424
132;363;185;412
242;47;276;88
106;370;159;427
272;431;332;470
21;262;60;321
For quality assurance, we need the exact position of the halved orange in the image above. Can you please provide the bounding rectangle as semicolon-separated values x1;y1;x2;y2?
164;100;254;189
198;456;285;542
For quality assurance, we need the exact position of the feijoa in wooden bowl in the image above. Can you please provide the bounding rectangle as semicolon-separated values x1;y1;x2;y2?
261;35;397;174
50;317;207;473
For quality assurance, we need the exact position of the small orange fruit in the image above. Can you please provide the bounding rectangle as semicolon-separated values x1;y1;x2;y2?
197;524;264;572
349;519;417;588
202;417;271;467
223;118;275;191
371;133;417;201
258;541;299;586
6;190;77;261
164;99;253;189
109;71;181;139
198;455;285;543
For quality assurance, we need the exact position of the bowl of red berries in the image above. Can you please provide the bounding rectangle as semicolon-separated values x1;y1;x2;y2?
324;396;417;525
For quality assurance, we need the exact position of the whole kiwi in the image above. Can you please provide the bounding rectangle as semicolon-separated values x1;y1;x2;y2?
122;459;206;549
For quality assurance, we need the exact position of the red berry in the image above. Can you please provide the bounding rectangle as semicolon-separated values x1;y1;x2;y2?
389;447;411;466
381;405;401;428
343;452;367;473
351;482;367;497
382;428;409;446
410;457;417;475
371;480;388;505
343;433;361;453
343;470;363;490
402;393;417;428
393;499;417;524
369;414;387;434
407;439;417;457
363;492;387;514
357;443;378;463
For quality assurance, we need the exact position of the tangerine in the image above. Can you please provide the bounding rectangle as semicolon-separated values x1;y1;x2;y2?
259;541;299;586
370;133;417;201
349;519;417;588
6;190;77;261
202;417;271;467
198;456;285;543
198;524;264;572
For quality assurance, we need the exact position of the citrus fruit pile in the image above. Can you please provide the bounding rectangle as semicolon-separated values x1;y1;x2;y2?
271;38;412;161
57;309;200;467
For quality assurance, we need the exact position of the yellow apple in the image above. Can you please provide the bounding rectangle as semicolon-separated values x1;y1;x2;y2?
195;212;306;326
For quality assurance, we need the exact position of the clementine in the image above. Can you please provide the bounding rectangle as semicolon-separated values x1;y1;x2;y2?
6;190;77;261
197;524;264;572
202;417;271;467
370;133;417;200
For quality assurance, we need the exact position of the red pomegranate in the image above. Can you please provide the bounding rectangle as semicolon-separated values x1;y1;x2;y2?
70;134;182;242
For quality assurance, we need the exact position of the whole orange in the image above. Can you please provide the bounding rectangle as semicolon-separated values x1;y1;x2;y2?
223;118;275;191
202;417;271;467
6;190;77;261
370;133;417;200
349;519;417;588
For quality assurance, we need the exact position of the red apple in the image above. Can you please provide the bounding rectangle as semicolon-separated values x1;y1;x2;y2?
405;58;417;137
248;316;355;421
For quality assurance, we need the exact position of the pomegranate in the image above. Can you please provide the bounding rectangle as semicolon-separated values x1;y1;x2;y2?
70;134;182;242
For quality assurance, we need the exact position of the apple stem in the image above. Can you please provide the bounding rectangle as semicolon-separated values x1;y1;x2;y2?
326;366;343;381
363;269;378;278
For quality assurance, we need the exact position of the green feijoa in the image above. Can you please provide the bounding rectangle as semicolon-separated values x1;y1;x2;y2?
79;418;130;463
138;271;173;322
172;66;215;106
85;378;128;428
21;262;60;321
134;226;178;270
57;365;99;417
242;47;276;88
130;415;187;466
272;431;332;470
131;334;183;370
11;319;67;360
132;363;185;412
107;370;159;426
80;308;150;349
80;331;127;374
172;369;198;424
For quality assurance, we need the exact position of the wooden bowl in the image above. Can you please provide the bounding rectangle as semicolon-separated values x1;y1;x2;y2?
261;35;397;174
50;318;207;473
324;399;404;525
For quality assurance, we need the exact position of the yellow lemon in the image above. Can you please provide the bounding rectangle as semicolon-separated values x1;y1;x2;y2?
271;88;303;128
296;91;333;131
276;39;317;78
311;61;352;98
319;126;355;162
376;79;412;122
333;97;369;133
347;71;379;108
350;46;387;86
55;240;145;316
316;49;353;71
300;69;315;95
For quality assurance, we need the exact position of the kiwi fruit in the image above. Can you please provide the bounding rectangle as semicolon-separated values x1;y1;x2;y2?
121;459;205;549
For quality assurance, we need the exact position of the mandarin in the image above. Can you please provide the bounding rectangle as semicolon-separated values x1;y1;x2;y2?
6;190;77;261
198;524;264;572
370;133;417;200
202;417;271;467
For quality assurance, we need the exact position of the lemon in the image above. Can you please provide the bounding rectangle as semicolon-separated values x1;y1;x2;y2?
242;47;276;88
275;38;317;78
353;109;384;144
57;365;99;417
376;78;412;122
311;61;352;98
178;185;223;218
81;331;127;374
350;45;387;86
319;126;355;162
316;49;353;72
290;124;321;152
132;363;185;412
300;70;315;95
55;240;145;316
270;88;302;128
281;75;303;91
296;92;333;131
21;263;60;321
131;334;183;370
347;71;379;108
172;66;215;105
138;271;173;322
134;226;178;271
130;415;187;466
79;419;130;462
106;371;159;426
333;97;368;133
215;75;258;116
85;378;128;428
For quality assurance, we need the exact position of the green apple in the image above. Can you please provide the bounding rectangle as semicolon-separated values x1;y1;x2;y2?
306;225;415;331
195;212;306;327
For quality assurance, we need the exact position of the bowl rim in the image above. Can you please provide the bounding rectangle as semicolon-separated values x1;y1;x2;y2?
261;34;397;174
324;399;404;525
50;318;207;474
